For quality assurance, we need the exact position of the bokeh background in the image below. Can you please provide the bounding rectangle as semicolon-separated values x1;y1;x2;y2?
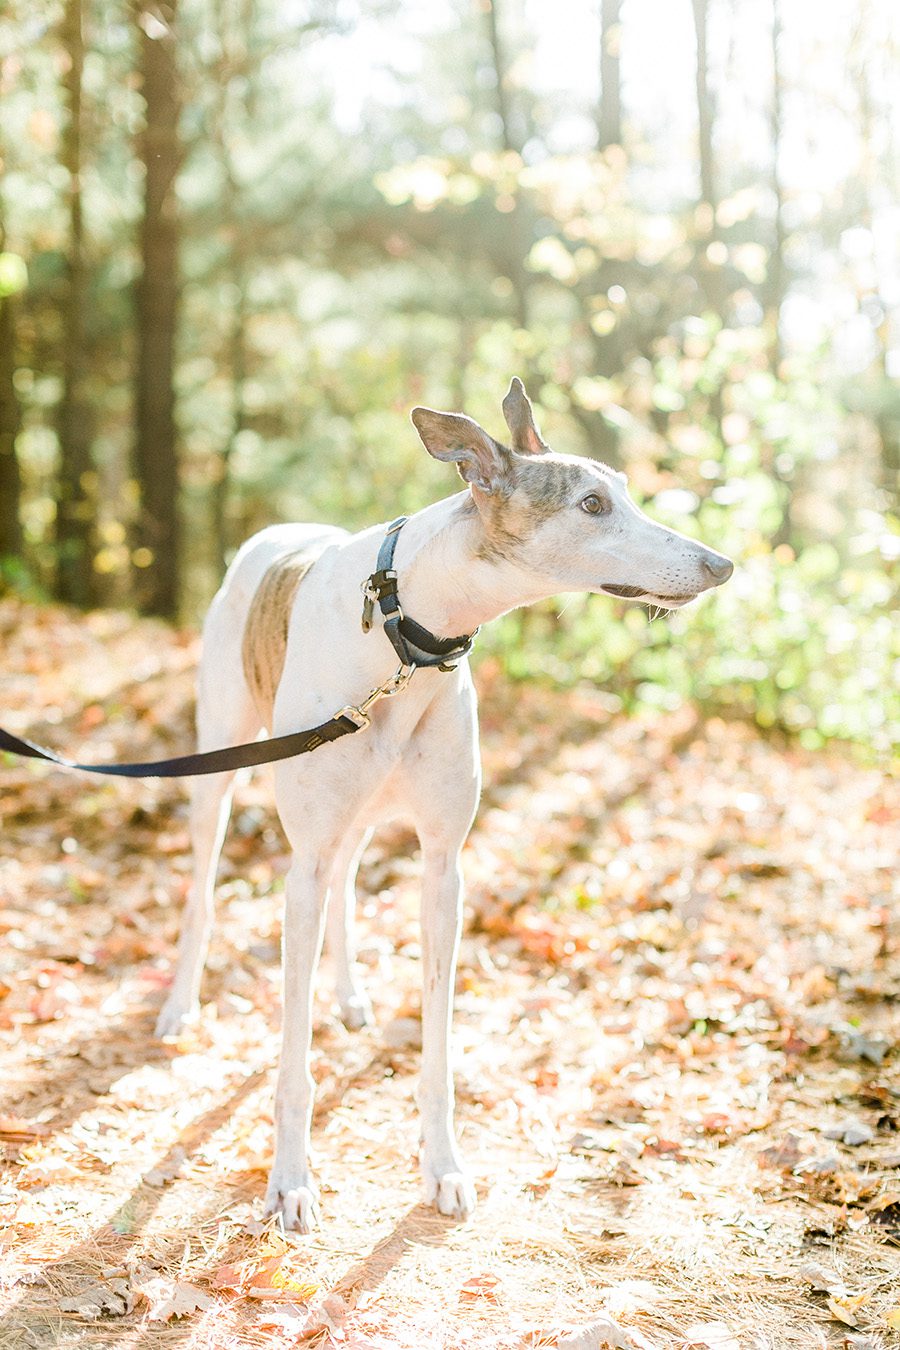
0;0;897;753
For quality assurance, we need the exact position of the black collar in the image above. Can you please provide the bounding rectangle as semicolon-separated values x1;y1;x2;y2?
360;516;477;671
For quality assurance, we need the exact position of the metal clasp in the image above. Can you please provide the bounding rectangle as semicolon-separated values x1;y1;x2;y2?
360;570;401;632
337;664;416;729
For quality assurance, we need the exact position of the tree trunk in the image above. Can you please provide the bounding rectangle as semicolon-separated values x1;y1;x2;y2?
0;233;22;563
484;0;518;155
133;0;181;618
691;0;717;220
481;0;531;340
598;0;622;149
768;0;786;372
56;0;95;606
213;238;247;571
850;1;899;500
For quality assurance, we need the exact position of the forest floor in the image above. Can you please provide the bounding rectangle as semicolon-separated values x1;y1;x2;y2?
0;597;898;1350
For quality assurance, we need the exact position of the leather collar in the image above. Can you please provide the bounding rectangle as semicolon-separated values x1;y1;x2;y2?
360;517;477;671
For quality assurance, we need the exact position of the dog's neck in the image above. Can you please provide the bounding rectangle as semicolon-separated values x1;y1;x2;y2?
395;490;551;639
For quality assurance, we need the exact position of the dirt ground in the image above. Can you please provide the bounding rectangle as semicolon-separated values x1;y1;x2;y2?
0;598;898;1350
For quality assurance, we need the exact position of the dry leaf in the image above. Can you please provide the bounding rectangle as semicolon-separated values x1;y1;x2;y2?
460;1273;502;1303
59;1279;132;1319
682;1323;739;1350
559;1314;657;1349
0;1116;49;1145
827;1293;867;1328
883;1308;900;1330
245;1256;318;1302
142;1144;186;1187
144;1278;213;1322
758;1133;805;1170
798;1261;845;1295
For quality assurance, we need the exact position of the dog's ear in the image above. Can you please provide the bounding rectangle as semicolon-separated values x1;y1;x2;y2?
410;407;511;495
502;377;547;456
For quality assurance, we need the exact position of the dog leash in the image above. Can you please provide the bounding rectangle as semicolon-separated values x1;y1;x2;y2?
0;520;474;780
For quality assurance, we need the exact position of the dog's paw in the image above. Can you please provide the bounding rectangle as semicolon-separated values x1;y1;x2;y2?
264;1177;320;1234
339;993;374;1031
155;998;197;1038
422;1168;476;1220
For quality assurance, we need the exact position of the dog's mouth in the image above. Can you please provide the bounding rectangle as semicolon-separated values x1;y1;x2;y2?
601;584;697;609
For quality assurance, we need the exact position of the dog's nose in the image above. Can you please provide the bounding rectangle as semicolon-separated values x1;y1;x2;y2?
702;552;734;583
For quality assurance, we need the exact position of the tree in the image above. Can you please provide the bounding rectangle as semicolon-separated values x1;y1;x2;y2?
691;0;717;221
767;0;786;372
56;0;95;606
0;227;23;564
598;0;623;149
133;0;181;617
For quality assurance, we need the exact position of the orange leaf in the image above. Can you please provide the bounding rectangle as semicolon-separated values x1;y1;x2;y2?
0;1116;49;1145
459;1273;501;1303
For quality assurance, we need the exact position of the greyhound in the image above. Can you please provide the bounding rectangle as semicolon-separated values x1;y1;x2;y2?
155;378;733;1232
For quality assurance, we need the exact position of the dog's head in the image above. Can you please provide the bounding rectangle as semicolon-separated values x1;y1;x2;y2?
411;377;732;610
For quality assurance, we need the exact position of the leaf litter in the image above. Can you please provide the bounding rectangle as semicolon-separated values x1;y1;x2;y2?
0;597;898;1348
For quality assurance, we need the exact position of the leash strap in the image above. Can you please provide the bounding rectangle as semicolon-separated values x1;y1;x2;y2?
361;516;477;670
0;713;363;780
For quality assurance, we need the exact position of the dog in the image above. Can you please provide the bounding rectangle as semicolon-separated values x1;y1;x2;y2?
156;378;733;1232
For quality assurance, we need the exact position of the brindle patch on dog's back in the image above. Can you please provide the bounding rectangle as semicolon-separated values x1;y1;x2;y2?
242;549;319;723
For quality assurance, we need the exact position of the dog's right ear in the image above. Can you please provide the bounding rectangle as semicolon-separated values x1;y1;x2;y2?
410;407;511;496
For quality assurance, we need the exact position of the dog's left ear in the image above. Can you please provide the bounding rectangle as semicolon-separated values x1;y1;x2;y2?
410;407;511;495
502;377;547;456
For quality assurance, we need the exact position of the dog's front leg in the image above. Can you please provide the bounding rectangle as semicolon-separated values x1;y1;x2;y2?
264;853;329;1233
417;842;476;1219
325;826;375;1030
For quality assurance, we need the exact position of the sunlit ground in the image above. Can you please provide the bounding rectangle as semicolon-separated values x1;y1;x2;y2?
0;599;897;1348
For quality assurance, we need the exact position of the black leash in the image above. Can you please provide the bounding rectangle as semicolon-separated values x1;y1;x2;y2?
0;519;474;780
0;714;365;780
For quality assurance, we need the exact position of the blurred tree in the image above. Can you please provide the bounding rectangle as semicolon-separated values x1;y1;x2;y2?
766;0;786;373
691;0;717;221
483;0;520;154
848;0;900;499
598;0;622;150
0;221;23;562
133;0;181;617
56;0;96;606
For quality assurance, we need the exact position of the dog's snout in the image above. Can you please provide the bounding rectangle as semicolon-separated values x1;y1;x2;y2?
701;552;734;584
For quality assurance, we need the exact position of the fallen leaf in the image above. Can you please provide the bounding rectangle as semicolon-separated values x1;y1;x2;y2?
758;1133;806;1170
0;1116;49;1145
142;1145;186;1187
798;1261;845;1295
255;1305;310;1333
559;1314;657;1349
144;1279;213;1322
245;1256;319;1303
59;1279;132;1319
827;1293;867;1328
682;1323;739;1350
823;1121;874;1147
460;1272;502;1303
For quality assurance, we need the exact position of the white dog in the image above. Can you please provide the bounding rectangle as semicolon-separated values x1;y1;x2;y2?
156;378;733;1232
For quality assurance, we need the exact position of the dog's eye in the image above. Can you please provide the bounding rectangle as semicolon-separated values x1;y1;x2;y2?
580;493;608;516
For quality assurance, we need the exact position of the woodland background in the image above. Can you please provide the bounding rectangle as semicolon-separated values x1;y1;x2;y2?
1;6;899;1347
0;0;897;754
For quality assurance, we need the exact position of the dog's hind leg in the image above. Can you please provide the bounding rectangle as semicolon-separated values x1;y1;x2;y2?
325;825;374;1029
156;616;261;1037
